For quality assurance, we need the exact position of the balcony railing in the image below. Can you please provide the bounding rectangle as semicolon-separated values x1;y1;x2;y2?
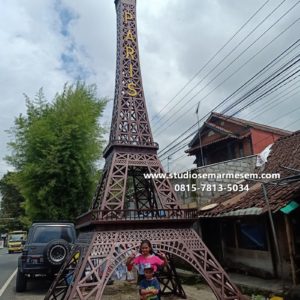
76;208;198;226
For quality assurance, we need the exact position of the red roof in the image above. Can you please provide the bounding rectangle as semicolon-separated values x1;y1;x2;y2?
209;112;292;136
188;112;291;150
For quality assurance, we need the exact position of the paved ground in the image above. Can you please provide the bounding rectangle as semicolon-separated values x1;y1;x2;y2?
8;279;217;300
102;281;217;300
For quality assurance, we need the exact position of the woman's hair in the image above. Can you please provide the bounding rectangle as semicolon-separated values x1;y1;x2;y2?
139;239;154;254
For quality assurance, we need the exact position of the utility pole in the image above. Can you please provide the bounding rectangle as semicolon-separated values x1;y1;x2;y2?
261;183;284;288
167;156;172;173
196;102;205;167
247;179;284;288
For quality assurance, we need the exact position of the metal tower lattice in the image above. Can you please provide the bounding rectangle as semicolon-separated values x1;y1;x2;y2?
45;0;245;299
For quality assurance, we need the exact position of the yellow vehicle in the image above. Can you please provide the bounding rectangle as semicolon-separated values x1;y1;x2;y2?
8;230;27;253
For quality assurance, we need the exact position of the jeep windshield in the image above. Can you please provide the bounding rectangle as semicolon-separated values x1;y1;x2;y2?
9;234;25;242
32;226;74;243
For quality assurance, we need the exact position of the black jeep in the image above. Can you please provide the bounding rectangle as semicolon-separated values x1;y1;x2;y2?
16;222;76;292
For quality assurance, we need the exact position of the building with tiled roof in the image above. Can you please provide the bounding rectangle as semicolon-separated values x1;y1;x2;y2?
186;112;291;167
198;131;300;285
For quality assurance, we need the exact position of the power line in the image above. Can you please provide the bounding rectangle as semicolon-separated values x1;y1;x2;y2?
157;5;300;165
284;115;300;129
241;81;300;120
155;14;300;139
153;0;295;134
221;54;300;113
159;64;300;161
158;39;300;159
230;70;300;117
222;56;300;116
269;103;300;125
150;0;272;123
247;88;300;121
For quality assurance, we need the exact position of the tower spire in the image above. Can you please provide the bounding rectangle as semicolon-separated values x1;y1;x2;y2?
105;0;157;158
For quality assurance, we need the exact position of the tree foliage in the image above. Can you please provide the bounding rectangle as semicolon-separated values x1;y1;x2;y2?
0;172;27;231
6;83;107;222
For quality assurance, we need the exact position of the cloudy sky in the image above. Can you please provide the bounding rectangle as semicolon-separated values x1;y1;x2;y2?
1;0;299;178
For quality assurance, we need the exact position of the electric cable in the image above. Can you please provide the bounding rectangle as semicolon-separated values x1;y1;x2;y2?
158;39;300;158
155;16;300;138
153;0;297;134
151;0;273;123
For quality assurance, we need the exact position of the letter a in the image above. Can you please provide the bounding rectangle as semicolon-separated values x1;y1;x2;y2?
125;30;135;42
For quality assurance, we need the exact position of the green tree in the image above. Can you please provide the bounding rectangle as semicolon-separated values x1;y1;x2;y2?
0;172;27;231
6;83;107;221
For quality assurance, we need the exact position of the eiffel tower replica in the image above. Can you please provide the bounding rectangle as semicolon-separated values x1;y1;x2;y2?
45;0;245;299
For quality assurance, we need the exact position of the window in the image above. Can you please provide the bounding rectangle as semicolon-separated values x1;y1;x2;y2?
237;222;268;251
32;226;74;243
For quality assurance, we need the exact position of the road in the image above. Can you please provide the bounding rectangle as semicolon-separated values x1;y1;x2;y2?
0;248;51;300
0;248;20;299
0;247;18;299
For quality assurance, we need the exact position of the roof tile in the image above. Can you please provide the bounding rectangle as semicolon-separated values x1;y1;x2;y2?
200;131;300;217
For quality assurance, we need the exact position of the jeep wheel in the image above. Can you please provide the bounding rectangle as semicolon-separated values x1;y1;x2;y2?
45;239;70;266
16;270;27;292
